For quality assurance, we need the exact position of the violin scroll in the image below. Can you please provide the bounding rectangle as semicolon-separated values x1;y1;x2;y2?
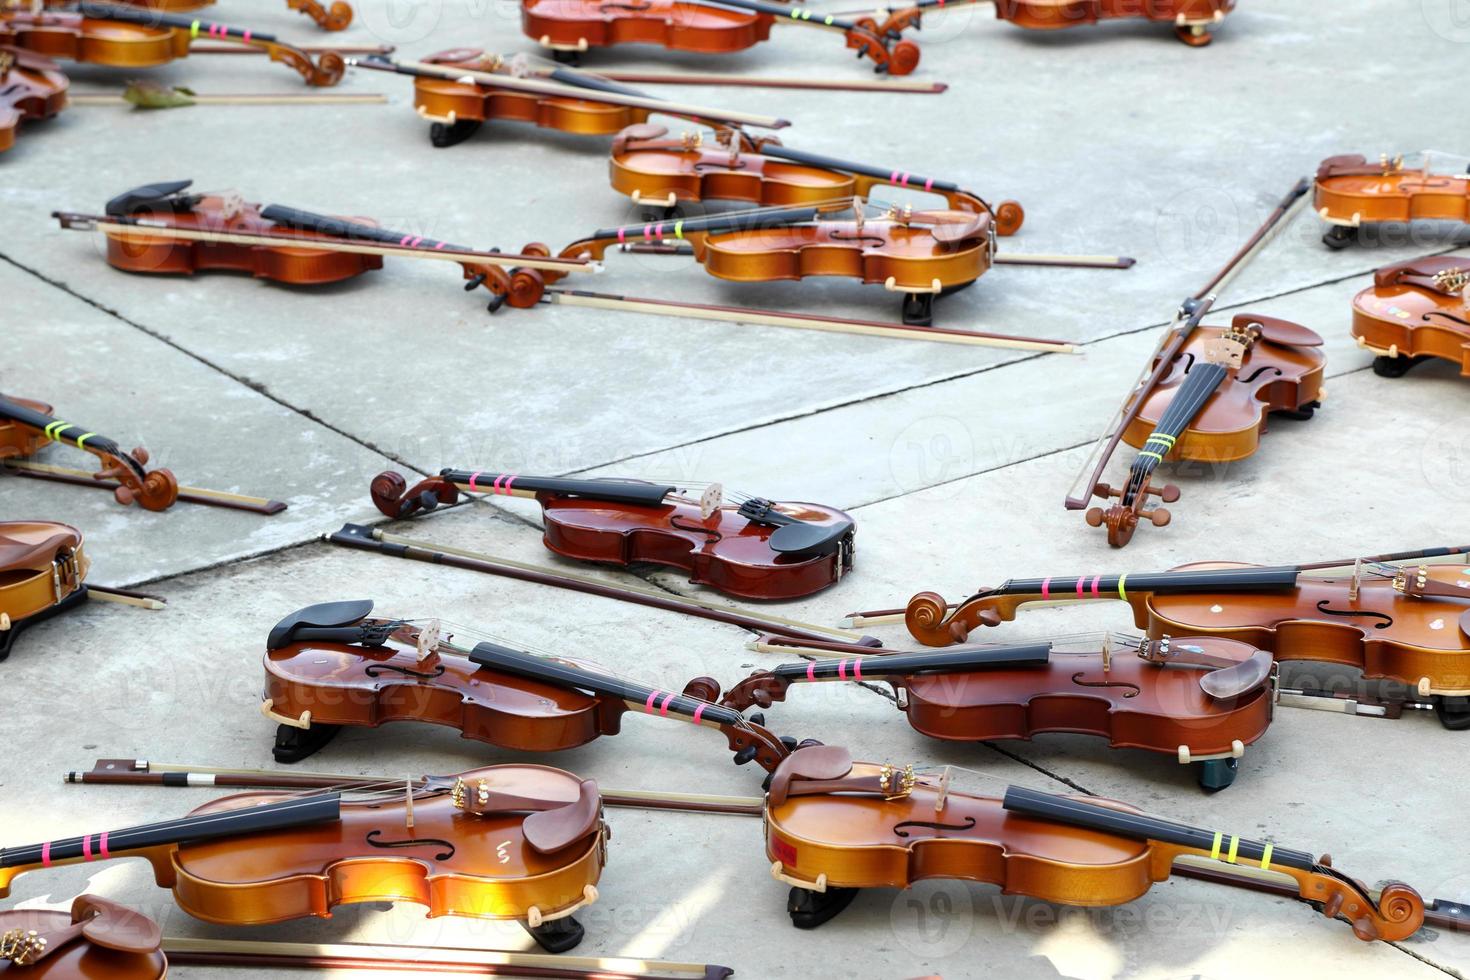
266;43;346;87
1085;479;1180;547
1298;873;1423;942
904;590;979;646
369;470;458;519
289;0;354;31
992;199;1025;237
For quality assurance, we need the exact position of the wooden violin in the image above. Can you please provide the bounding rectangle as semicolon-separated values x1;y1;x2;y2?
609;122;1025;235
55;180;595;310
1;391;285;513
353;51;787;149
0;766;608;953
1352;255;1470;378
1314;153;1470;249
879;545;1470;724
263;599;798;772
36;0;354;31
519;0;920;75
0;45;66;154
2;2;344;86
548;199;993;326
764;745;1426;940
372;469;855;600
710;633;1276;790
1;393;177;510
0;895;164;978
1066;177;1321;546
863;0;1235;46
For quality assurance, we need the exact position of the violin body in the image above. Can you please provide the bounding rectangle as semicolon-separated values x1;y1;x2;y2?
1121;315;1325;464
875;0;1233;45
94;190;382;285
0;46;68;155
1352;256;1470;378
764;747;1423;939
0;8;344;86
413;49;653;148
608;125;1025;235
0;521;90;661
0;396;54;458
716;637;1276;789
372;470;856;600
0;766;607;951
0;897;165;979
1143;562;1470;697
263;600;797;770
1314;154;1470;248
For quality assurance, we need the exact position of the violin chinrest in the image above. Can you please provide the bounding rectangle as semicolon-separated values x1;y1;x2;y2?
612;122;669;154
1198;650;1273;700
930;214;987;244
1233;313;1323;348
0;524;79;570
105;179;197;216
267;598;374;650
73;895;161;954
784;744;853;781
767;519;851;559
523;778;601;854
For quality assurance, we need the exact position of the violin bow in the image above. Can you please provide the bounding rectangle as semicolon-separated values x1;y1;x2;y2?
543;287;1078;350
161;937;734;978
65;759;764;817
70;82;386;107
1061;176;1312;516
323;522;878;648
351;56;791;132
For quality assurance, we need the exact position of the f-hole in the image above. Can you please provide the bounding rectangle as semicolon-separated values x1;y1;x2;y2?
670;516;721;542
1070;673;1142;697
893;817;977;838
365;663;447;680
1315;600;1394;629
365;830;456;860
1426;311;1470;329
1239;365;1283;384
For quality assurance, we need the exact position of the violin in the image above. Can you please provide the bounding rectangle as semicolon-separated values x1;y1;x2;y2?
519;0;920;75
609;122;1025;235
1314;153;1470;249
263;599;798;771
710;633;1276;790
1066;177;1320;547
0;766;608;953
54;180;594;310
354;51;787;149
1;394;178;510
37;0;355;31
1352;255;1470;378
866;0;1235;47
877;545;1470;724
548;199;993;326
1;2;344;86
0;895;164;978
372;469;855;600
0;46;66;154
764;745;1426;940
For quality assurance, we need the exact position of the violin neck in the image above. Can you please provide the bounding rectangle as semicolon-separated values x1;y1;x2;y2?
0;394;134;471
440;470;674;508
758;143;960;195
770;643;1050;682
1001;786;1316;873
0;794;341;871
259;205;467;254
1124;359;1229;495
996;565;1303;598
591;206;821;243
467;642;745;728
79;2;279;42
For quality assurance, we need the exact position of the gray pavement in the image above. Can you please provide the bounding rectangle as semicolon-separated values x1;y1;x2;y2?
1;0;1468;977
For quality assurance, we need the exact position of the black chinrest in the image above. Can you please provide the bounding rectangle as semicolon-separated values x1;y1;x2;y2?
267;599;375;650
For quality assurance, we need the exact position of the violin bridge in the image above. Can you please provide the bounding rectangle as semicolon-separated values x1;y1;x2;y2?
405;778;415;830
415;619;442;664
934;767;951;814
1203;334;1247;370
699;483;723;519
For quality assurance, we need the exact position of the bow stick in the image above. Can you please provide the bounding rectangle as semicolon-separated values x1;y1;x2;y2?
543;288;1078;350
324;522;877;647
161;937;735;978
65;759;764;817
70;84;386;107
3;461;285;514
351;56;790;131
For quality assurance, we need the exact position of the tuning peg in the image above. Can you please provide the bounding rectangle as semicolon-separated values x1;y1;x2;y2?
1085;507;1105;527
131;447;151;465
732;745;757;766
1092;482;1122;500
1146;484;1181;503
486;292;507;314
977;609;1002;628
1143;508;1172;528
748;712;766;727
463;273;487;291
415;490;442;513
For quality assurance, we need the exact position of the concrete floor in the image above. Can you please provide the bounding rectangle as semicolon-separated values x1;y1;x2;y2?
1;0;1468;976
